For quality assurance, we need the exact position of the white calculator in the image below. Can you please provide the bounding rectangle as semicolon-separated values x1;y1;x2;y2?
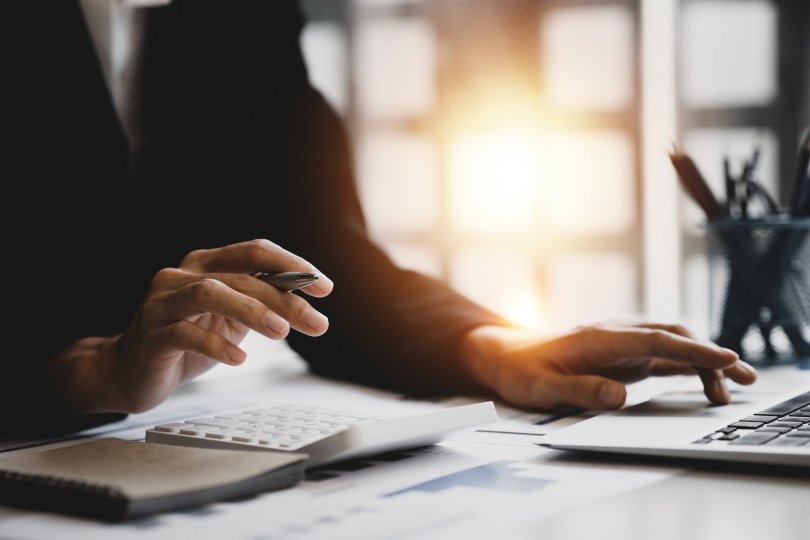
146;401;497;466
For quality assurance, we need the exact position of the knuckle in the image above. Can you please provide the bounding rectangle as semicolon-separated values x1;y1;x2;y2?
229;273;253;290
181;249;208;268
191;278;222;300
151;267;180;290
242;239;273;265
670;324;691;337
576;325;600;340
647;329;670;353
282;293;309;318
165;321;189;342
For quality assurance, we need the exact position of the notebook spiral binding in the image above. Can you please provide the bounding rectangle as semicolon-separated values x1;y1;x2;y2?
0;470;127;520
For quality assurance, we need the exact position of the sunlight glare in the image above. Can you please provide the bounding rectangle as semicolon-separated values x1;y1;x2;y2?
504;293;546;331
449;130;542;234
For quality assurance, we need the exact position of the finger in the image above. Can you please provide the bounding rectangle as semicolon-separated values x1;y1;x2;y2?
560;326;739;371
296;279;334;298
695;367;730;405
589;357;654;383
150;320;247;366
634;323;694;339
210;273;329;337
155;272;329;337
649;358;698;377
533;372;627;411
722;360;757;385
156;278;290;339
181;239;334;297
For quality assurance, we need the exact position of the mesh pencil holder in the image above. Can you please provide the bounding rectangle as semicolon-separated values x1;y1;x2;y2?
706;217;810;366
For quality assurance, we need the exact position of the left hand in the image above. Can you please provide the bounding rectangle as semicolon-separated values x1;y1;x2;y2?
460;322;757;411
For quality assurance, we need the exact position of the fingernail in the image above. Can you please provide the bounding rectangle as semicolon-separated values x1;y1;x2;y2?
314;273;334;292
599;384;624;408
226;345;246;365
302;307;329;332
265;311;289;335
737;361;756;374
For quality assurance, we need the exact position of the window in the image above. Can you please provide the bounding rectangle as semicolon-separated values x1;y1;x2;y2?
299;0;808;337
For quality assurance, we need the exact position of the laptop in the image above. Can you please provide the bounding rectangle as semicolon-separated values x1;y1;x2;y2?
539;375;810;467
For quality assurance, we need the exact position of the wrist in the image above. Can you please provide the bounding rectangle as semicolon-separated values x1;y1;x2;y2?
460;325;533;392
48;336;123;414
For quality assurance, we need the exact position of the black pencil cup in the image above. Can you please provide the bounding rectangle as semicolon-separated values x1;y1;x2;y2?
707;218;810;366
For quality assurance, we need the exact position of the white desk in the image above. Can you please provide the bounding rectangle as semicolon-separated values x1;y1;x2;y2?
1;340;808;540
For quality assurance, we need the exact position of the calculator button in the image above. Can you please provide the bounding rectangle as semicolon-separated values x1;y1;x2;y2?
186;418;242;428
153;423;186;433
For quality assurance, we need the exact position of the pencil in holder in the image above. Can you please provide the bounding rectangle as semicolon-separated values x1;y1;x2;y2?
707;217;810;366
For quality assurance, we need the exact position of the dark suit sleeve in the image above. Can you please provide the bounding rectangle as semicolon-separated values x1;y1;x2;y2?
246;3;510;397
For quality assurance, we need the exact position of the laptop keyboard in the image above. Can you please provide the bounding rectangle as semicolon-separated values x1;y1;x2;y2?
693;391;810;448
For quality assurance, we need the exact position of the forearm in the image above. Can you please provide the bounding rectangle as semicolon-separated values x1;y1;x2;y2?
290;265;513;397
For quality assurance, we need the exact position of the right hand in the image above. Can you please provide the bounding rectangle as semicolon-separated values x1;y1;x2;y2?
58;239;334;414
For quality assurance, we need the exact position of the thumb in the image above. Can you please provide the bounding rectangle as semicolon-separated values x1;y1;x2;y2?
541;373;627;410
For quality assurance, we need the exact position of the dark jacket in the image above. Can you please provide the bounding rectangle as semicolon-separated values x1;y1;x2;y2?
2;0;504;436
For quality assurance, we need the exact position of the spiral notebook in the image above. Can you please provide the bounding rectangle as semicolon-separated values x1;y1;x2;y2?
0;438;306;521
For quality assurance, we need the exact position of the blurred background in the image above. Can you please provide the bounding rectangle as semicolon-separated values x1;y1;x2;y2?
205;0;810;380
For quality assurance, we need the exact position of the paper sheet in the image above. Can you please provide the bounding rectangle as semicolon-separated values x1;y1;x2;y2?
0;372;685;540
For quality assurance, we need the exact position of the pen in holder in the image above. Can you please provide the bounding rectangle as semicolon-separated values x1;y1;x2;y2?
707;217;810;366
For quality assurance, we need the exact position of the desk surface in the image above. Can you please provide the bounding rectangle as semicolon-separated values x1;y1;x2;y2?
1;345;808;540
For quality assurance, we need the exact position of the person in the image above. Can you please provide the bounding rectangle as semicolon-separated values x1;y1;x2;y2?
3;0;756;436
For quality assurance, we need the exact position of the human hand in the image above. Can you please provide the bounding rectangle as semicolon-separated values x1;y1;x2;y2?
59;239;333;414
460;322;757;411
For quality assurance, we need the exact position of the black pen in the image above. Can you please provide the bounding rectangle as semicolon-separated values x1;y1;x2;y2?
253;272;319;292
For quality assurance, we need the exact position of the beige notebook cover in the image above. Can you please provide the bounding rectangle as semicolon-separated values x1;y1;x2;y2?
0;438;307;521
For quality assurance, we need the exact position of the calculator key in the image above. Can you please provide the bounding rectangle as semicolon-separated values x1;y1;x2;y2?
153;423;186;433
186;418;242;428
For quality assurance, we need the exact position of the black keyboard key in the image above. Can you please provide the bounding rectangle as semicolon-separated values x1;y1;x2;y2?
783;416;810;424
715;427;737;434
756;426;790;434
785;431;810;438
741;415;777;423
718;432;740;441
729;421;764;429
790;411;810;417
692;438;713;444
729;432;779;445
756;392;810;416
769;421;802;429
769;437;808;447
